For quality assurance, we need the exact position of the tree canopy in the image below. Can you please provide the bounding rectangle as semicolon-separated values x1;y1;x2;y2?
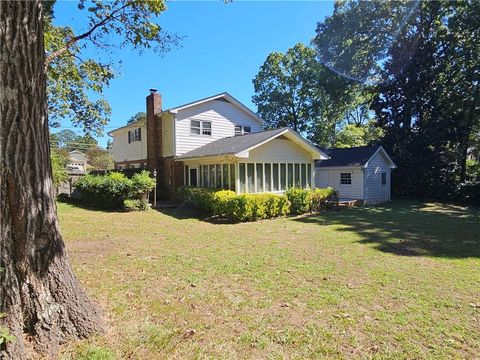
315;0;480;200
45;0;179;135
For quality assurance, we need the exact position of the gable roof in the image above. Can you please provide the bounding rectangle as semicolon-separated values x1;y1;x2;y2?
176;128;328;160
315;145;396;168
167;92;266;126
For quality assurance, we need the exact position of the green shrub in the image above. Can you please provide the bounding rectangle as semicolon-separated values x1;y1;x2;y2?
179;186;216;212
124;198;150;211
180;186;335;222
309;187;337;212
129;171;156;199
285;188;311;214
212;190;237;215
75;171;154;210
180;187;290;222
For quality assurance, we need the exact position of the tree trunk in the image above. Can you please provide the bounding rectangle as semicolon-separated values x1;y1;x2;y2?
0;2;103;359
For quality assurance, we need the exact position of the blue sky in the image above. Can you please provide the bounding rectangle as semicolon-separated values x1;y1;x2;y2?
53;1;334;147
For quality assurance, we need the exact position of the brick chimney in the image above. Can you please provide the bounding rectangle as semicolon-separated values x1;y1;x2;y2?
146;89;162;163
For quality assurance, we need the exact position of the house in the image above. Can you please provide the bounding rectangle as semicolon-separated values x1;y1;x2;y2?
315;146;396;204
68;150;88;173
109;90;327;199
109;90;395;203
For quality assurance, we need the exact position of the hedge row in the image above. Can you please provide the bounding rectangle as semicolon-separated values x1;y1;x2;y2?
179;186;337;222
74;171;155;210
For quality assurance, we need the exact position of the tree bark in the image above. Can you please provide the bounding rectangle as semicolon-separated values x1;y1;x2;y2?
0;2;103;359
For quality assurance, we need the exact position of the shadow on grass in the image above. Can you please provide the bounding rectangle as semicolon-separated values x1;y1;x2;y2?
57;198;127;213
154;205;233;224
293;200;480;259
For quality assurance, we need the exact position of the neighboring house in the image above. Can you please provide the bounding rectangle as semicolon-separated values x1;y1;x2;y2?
467;147;478;162
315;146;396;204
68;150;88;173
109;90;395;203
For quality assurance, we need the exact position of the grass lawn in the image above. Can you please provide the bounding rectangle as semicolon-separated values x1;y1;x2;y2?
58;200;480;359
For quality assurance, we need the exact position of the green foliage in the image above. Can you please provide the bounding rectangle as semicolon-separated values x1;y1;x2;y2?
226;193;291;222
466;160;480;182
179;187;336;222
314;1;480;200
85;147;114;170
335;122;383;148
285;188;311;215
309;187;337;212
74;344;115;360
211;190;237;215
45;1;179;135
127;112;147;124
124;199;150;212
0;327;15;346
252;43;354;147
0;311;14;346
178;187;216;213
51;151;68;188
75;171;154;210
50;129;98;151
129;171;156;199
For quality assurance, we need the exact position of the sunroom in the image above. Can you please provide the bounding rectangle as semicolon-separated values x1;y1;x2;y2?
176;128;328;194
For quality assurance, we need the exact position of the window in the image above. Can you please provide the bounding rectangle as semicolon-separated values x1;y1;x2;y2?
239;163;246;193
202;121;212;135
190;120;211;136
287;164;294;188
301;164;307;188
307;164;312;188
256;163;264;192
234;125;252;136
222;164;229;189
202;165;209;187
340;173;352;185
209;165;215;187
294;164;300;187
247;163;255;192
280;164;287;190
229;164;235;190
128;128;141;143
265;164;271;192
215;164;222;188
273;164;279;191
381;172;387;185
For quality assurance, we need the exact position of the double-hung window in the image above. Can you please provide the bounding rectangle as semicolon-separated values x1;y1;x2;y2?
234;125;252;136
190;120;212;136
128;128;141;143
340;172;352;185
381;172;387;185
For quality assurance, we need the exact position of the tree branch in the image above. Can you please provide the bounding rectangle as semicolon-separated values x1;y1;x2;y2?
44;2;134;68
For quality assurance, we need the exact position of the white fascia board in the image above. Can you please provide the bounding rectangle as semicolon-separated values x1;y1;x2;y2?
364;146;397;169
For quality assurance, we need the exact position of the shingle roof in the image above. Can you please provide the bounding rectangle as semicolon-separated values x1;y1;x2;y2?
176;128;288;159
315;146;380;168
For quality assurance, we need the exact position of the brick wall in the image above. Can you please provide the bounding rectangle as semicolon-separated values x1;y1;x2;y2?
145;91;184;200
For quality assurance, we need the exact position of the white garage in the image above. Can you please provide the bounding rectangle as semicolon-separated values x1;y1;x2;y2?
315;146;396;205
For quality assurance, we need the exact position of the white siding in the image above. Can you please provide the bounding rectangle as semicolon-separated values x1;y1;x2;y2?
111;124;147;162
363;151;391;204
175;100;263;156
315;167;364;200
247;138;312;163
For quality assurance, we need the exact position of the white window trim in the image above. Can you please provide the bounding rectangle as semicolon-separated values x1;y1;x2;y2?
340;172;352;186
234;125;252;136
381;171;387;186
190;119;212;136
